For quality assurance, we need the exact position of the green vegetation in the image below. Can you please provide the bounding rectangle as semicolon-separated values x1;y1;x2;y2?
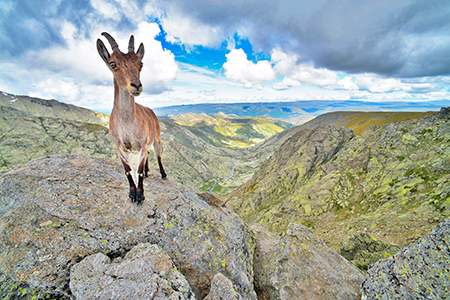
226;109;450;256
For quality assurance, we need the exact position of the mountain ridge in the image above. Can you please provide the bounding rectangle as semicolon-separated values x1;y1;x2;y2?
225;108;450;254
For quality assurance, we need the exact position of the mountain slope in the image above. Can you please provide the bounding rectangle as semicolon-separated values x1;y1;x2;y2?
225;108;450;251
0;105;115;171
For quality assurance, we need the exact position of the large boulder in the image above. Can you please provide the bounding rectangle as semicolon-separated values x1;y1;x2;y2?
340;232;401;271
361;218;450;299
0;155;257;299
251;223;364;300
204;273;243;300
70;243;195;299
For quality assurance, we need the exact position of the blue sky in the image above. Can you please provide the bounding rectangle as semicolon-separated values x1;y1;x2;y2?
0;0;449;113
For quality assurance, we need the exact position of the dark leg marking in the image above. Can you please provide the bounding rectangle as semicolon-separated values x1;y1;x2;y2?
144;150;150;178
136;173;145;203
126;172;137;202
136;158;146;203
158;155;167;179
120;156;137;202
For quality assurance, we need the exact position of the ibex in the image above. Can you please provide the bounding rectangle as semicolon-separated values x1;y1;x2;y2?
97;32;167;203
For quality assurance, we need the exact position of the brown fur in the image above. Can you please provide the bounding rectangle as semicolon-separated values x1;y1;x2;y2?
97;32;166;203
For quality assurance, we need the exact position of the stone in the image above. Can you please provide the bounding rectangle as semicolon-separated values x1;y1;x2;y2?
251;223;364;300
340;232;401;271
0;155;257;299
70;243;195;300
204;273;243;300
361;218;450;299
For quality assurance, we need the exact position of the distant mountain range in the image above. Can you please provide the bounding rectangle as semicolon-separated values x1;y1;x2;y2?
154;100;449;125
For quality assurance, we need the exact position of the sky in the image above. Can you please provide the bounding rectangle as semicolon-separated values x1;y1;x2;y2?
0;0;449;114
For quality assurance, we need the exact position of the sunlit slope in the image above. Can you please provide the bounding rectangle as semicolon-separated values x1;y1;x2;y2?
166;112;291;147
303;111;435;134
225;109;450;251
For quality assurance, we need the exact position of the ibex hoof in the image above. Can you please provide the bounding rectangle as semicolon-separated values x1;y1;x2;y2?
129;188;136;202
135;188;145;204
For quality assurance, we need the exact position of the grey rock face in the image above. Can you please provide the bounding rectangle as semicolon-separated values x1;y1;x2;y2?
251;223;364;300
361;218;450;299
0;155;256;299
204;273;243;300
70;243;195;300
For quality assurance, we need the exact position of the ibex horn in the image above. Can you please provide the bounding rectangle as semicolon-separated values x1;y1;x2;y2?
128;35;135;53
101;32;119;52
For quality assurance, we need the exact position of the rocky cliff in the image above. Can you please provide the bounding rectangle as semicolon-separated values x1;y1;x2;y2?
225;109;450;255
0;154;363;299
361;217;450;299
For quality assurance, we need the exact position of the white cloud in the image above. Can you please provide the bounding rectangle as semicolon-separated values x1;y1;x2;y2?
223;48;276;84
273;77;301;90
271;48;297;75
271;49;340;88
133;22;178;93
354;74;417;93
338;76;358;90
159;8;223;48
287;63;339;87
90;0;121;20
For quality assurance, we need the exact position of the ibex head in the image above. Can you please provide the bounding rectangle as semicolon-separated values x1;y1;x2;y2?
97;32;145;96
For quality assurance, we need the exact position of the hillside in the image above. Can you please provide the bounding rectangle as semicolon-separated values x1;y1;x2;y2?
164;112;291;147
225;108;450;253
0;92;115;170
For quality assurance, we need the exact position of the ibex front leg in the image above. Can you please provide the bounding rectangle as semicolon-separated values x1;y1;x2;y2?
118;148;138;202
135;147;149;203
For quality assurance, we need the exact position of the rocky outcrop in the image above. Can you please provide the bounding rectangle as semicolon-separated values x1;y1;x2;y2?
70;243;195;300
361;218;450;299
204;273;243;300
340;233;401;271
251;223;364;300
0;155;256;299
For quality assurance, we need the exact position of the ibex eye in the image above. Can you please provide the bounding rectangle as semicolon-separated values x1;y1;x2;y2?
140;62;143;70
110;62;117;69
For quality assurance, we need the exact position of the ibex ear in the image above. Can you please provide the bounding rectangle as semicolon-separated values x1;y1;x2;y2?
97;39;110;64
136;43;144;59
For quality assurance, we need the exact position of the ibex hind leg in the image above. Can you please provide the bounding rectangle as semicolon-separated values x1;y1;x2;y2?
153;138;167;179
144;150;150;178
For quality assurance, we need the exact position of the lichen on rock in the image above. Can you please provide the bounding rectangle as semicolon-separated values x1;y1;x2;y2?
0;154;257;299
70;243;195;300
251;223;364;300
361;218;450;299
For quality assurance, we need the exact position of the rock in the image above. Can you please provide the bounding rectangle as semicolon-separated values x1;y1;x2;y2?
204;273;243;300
251;223;364;300
340;232;401;271
0;155;256;299
361;218;450;299
70;243;195;300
